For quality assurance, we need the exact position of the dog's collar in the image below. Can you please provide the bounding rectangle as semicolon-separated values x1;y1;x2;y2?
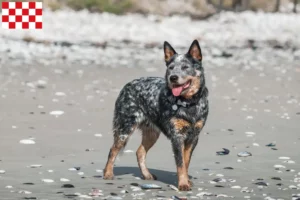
176;99;191;107
165;86;207;110
166;93;197;109
170;98;197;111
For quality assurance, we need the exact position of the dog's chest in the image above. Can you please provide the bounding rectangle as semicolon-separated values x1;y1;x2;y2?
159;99;208;136
175;105;204;127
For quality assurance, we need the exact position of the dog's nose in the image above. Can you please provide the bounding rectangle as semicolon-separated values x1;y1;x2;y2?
170;75;178;83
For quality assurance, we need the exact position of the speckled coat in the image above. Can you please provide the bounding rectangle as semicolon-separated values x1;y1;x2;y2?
104;40;209;191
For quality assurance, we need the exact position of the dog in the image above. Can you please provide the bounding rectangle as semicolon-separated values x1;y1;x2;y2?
103;40;209;191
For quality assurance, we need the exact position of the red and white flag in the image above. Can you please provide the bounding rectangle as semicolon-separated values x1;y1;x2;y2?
1;1;43;29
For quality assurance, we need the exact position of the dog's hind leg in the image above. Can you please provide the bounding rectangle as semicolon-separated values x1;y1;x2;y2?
103;124;137;180
136;127;160;180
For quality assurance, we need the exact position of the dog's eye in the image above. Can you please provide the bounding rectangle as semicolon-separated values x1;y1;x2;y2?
182;66;188;70
169;66;174;70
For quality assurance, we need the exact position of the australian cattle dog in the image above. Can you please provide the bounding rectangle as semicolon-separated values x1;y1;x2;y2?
103;40;209;191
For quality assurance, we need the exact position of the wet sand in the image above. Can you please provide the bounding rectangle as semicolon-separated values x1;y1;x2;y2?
0;55;299;200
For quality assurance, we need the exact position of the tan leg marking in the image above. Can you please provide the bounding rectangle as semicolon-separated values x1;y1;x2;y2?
171;118;190;132
195;120;204;129
184;143;194;187
136;128;160;180
177;144;191;191
103;127;136;180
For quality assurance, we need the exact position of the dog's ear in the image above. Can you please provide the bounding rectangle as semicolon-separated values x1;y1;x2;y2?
187;40;202;61
164;41;177;62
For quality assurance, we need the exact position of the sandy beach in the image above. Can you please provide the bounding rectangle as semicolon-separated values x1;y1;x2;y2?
0;8;300;200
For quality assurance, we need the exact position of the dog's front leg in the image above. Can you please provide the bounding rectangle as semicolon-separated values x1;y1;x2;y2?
171;137;191;191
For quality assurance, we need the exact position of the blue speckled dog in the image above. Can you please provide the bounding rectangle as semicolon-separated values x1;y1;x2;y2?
103;40;209;191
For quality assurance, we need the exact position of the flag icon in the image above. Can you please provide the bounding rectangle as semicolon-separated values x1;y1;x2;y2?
1;1;43;29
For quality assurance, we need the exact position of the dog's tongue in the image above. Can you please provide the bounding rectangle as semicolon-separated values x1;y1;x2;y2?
172;86;183;96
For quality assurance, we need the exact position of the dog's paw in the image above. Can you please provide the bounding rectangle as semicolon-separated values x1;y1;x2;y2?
103;172;114;180
188;180;194;187
143;173;157;180
178;182;192;191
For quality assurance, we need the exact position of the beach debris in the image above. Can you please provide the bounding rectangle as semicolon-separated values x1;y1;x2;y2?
271;177;281;181
284;160;295;164
78;194;93;199
237;151;252;157
168;184;179;191
23;182;34;185
217;194;231;198
85;148;94;152
279;156;290;160
224;167;234;170
20;139;35;144
29;164;42;168
289;185;297;189
69;167;80;171
130;183;139;186
212;178;226;183
19;190;32;194
60;178;70;182
110;197;122;200
88;189;103;197
64;194;78;198
78;172;84;175
120;190;129;194
254;182;268;186
55;92;66;96
42;179;54;183
253;143;260;146
215;185;224;187
49;110;64;116
231;186;241;189
294;177;300;183
131;186;141;192
36;80;47;89
241;187;253;193
245;131;256;137
140;184;162;189
246;116;253;120
266;142;276;147
196;192;214;197
216;148;230;155
94;133;102;137
62;184;75;188
5;185;13;189
286;169;295;172
172;196;187;200
124;150;134;153
274;164;286;169
0;170;5;174
23;197;37;200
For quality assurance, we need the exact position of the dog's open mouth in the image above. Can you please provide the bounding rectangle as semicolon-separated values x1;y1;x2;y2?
171;80;191;97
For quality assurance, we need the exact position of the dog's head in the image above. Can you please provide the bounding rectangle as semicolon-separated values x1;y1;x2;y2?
164;40;204;99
